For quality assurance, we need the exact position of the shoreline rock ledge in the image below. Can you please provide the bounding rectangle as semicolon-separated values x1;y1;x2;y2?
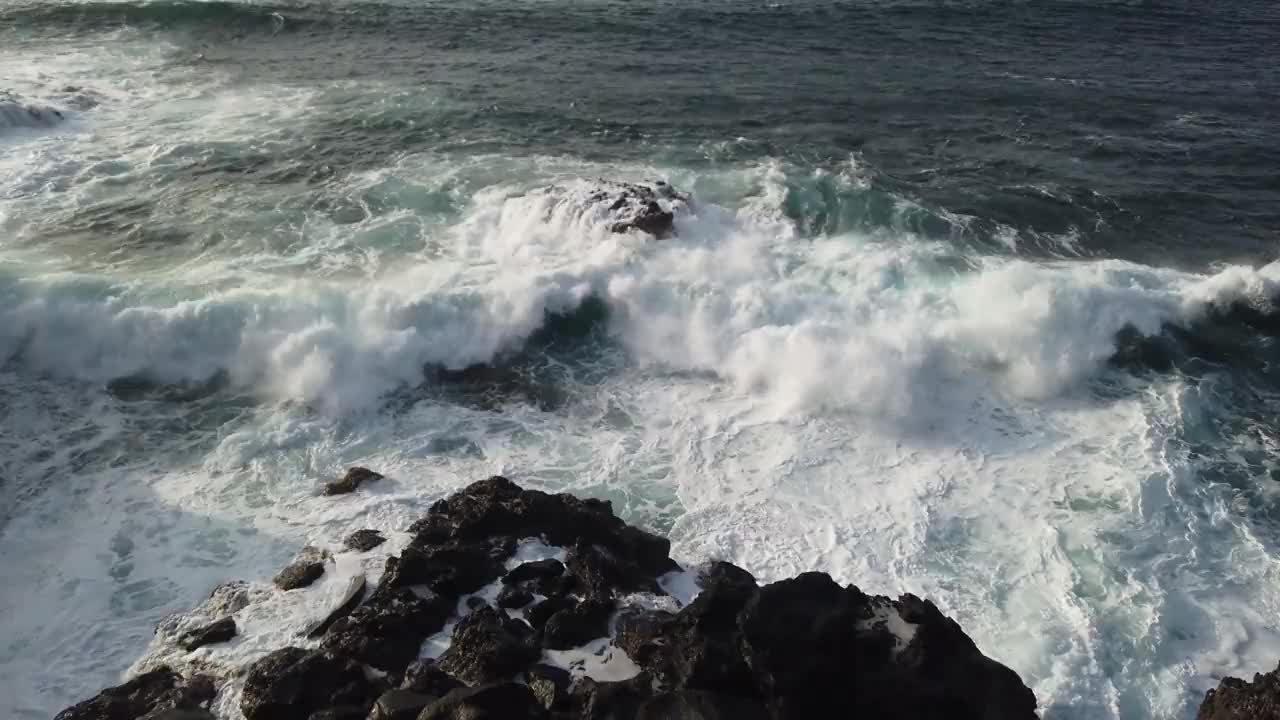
56;476;1040;720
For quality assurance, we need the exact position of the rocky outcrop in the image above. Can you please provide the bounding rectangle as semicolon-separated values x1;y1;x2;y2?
58;475;1039;720
272;545;328;590
324;467;384;495
523;179;690;240
240;647;373;720
1198;662;1280;719
588;180;690;238
53;667;214;720
344;529;387;552
176;618;236;652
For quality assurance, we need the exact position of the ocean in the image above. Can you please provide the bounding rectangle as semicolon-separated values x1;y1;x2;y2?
2;1;1279;717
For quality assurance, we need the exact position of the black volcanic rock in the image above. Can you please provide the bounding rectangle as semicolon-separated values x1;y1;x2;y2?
635;690;769;720
344;528;387;552
388;539;506;600
321;587;452;673
418;683;548;720
503;558;565;586
401;660;464;697
616;562;758;695
409;476;676;587
177;617;236;651
542;597;613;650
240;647;373;720
588;180;689;238
59;477;1041;720
368;689;438;720
437;606;540;686
525;594;577;630
567;541;661;599
273;546;328;590
54;667;213;720
141;709;216;720
496;584;534;609
324;466;384;496
526;664;573;711
1198;661;1280;719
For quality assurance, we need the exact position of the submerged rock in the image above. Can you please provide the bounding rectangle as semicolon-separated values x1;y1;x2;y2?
1198;662;1280;719
0;93;66;133
273;545;328;590
324;466;384;495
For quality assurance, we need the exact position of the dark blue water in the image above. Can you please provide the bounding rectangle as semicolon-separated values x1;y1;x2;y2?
3;2;1280;718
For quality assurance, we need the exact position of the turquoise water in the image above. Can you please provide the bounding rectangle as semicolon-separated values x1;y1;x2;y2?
3;2;1280;718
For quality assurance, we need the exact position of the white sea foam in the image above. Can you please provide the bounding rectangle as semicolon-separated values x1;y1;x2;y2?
5;107;1280;720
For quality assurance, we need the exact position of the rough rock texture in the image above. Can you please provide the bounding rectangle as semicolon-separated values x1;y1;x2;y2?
543;597;613;650
503;558;566;587
496;584;534;609
320;587;452;673
580;180;690;238
407;476;675;580
437;606;540;686
140;709;216;720
418;684;548;720
176;617;236;652
1198;662;1280;719
368;689;438;720
59;476;1041;720
401;660;465;697
526;664;573;712
324;466;384;496
344;528;387;552
239;647;373;720
273;546;328;590
54;667;214;720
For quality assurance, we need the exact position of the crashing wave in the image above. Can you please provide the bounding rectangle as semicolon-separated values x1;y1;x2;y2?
0;93;66;133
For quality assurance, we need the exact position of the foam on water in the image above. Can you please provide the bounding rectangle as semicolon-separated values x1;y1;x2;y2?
5;80;1280;719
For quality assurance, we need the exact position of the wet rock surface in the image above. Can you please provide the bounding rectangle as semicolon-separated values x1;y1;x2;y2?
240;647;373;720
273;545;328;590
320;587;452;673
324;466;384;495
54;667;214;720
58;476;1041;720
304;574;367;639
1198;662;1280;719
176;617;236;652
343;528;387;552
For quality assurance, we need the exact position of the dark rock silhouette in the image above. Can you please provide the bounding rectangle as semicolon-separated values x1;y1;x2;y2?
57;475;1041;720
1198;662;1280;719
324;467;384;496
